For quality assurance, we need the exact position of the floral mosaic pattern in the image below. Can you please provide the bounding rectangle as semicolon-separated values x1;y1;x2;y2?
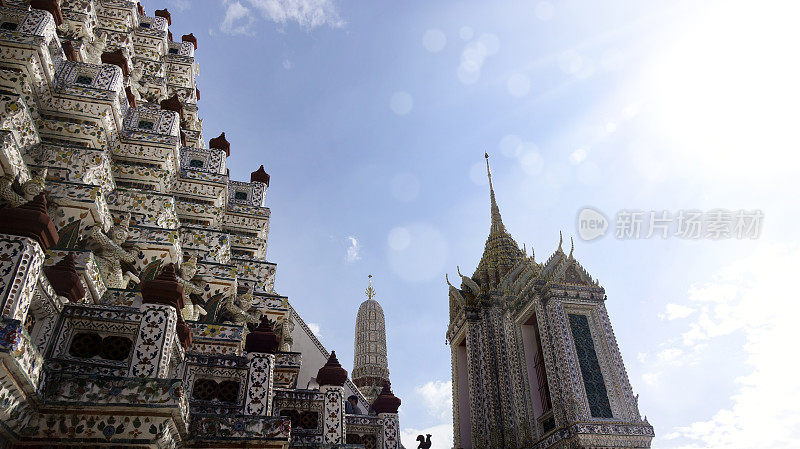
0;236;45;323
244;353;274;416
129;304;177;378
321;386;345;444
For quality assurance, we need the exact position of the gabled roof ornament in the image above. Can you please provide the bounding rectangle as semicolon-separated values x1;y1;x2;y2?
558;231;563;253
569;236;574;259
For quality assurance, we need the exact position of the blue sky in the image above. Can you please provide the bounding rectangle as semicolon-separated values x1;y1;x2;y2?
152;0;799;447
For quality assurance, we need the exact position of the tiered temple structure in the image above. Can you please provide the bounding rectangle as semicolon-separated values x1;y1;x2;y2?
0;1;401;447
446;155;654;448
352;276;390;404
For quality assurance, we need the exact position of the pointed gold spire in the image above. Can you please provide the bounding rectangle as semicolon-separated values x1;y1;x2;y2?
485;152;506;235
471;153;525;290
558;231;563;252
365;274;376;300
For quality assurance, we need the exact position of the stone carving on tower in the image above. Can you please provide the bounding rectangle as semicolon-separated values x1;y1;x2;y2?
352;275;391;403
446;154;654;449
0;1;401;447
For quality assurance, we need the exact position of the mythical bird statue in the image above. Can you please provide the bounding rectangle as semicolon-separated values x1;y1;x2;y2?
416;434;432;449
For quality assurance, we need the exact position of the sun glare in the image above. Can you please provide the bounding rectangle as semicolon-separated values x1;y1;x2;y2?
644;0;800;179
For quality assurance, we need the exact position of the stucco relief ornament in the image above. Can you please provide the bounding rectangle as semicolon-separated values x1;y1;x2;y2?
279;317;294;351
85;32;107;65
178;255;207;321
222;285;260;326
0;169;47;207
129;66;146;103
187;117;203;132
82;212;140;289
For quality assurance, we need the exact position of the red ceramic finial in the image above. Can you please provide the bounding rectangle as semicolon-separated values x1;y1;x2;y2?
159;94;184;120
317;351;348;387
244;316;280;354
44;252;86;302
0;193;59;250
155;8;172;25
141;263;185;310
250;165;270;186
372;381;402;414
182;33;197;50
30;0;63;26
101;49;130;76
209;132;231;157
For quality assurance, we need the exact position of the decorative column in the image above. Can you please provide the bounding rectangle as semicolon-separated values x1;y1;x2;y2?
243;317;279;416
316;351;347;445
128;264;185;378
0;194;58;323
372;382;402;449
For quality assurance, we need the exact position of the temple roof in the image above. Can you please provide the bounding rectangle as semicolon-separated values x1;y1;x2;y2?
472;154;525;290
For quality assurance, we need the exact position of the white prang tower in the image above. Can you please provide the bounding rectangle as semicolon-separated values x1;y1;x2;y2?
352;275;391;403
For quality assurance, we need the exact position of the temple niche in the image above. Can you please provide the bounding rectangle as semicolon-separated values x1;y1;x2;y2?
445;155;654;449
0;1;401;448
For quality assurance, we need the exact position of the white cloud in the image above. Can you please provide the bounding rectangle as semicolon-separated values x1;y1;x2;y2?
307;322;321;337
220;1;256;35
415;380;452;420
169;0;190;12
345;236;361;263
656;348;683;365
245;0;343;29
659;243;800;448
642;372;661;386
401;423;453;449
661;303;696;320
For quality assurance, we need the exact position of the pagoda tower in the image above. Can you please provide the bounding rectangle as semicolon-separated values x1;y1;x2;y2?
446;154;654;448
352;275;390;403
0;1;403;447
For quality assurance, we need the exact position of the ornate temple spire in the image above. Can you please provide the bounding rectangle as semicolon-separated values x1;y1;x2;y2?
353;274;390;402
486;152;506;236
472;154;525;290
